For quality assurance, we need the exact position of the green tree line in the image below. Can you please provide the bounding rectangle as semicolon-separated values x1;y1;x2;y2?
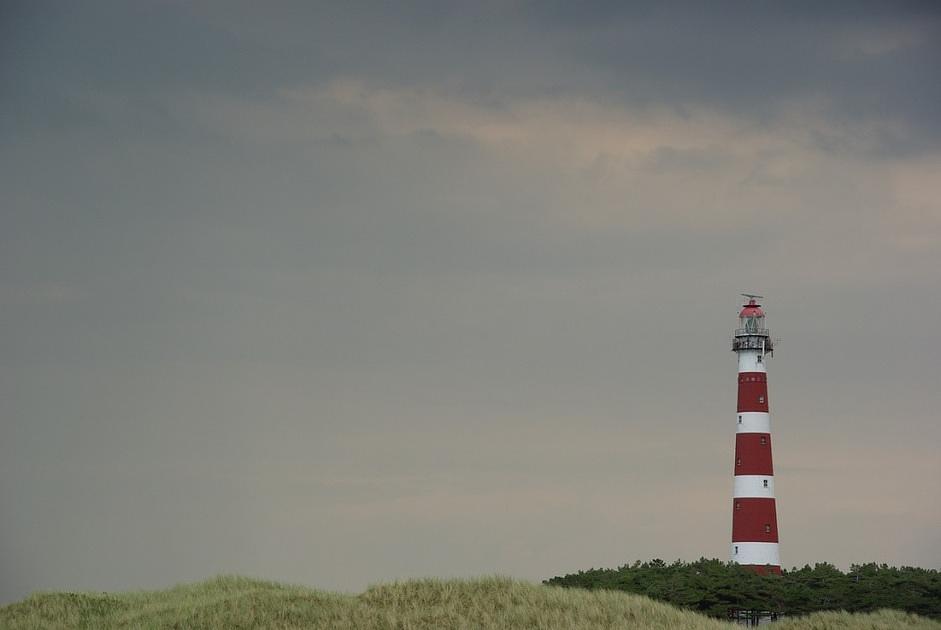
544;559;940;619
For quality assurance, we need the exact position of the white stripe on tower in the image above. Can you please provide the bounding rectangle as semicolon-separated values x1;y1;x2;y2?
731;542;780;567
733;475;775;498
731;295;781;575
736;412;770;433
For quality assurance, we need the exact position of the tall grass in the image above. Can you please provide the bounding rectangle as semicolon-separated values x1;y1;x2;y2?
1;576;939;630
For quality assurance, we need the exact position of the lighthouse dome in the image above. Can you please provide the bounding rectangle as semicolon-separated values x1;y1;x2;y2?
739;302;764;318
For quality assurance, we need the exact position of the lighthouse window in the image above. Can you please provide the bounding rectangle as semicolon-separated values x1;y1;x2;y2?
757;355;762;363
738;415;742;424
763;479;769;488
734;546;739;554
764;524;771;534
735;502;742;510
760;436;767;445
758;396;765;403
736;458;742;467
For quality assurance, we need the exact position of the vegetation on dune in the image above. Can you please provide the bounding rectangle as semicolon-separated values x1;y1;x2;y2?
2;575;940;630
546;558;941;620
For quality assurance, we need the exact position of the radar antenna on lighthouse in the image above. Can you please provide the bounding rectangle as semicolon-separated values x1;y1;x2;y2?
730;295;781;575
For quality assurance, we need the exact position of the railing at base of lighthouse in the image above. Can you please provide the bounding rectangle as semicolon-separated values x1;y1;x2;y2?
728;608;784;626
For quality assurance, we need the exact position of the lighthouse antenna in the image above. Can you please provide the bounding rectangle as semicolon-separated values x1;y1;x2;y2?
741;292;764;300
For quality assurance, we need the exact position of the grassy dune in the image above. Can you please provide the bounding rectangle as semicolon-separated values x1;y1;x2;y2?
2;576;939;630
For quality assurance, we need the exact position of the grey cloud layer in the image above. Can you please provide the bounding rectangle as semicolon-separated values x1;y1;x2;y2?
5;2;940;142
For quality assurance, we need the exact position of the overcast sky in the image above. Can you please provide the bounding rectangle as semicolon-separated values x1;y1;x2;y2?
2;1;940;604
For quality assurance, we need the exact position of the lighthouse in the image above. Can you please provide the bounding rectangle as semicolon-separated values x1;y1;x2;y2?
731;294;781;575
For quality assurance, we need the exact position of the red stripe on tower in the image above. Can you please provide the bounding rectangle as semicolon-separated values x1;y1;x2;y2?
735;434;774;475
730;295;781;575
737;373;769;413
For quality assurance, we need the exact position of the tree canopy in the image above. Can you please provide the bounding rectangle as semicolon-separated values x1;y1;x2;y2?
545;559;941;619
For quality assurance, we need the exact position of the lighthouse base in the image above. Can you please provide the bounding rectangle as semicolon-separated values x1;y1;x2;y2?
741;564;782;576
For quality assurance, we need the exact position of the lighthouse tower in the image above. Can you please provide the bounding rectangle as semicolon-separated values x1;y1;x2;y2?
731;295;781;575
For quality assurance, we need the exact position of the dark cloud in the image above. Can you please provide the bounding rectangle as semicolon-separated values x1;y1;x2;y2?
7;2;940;125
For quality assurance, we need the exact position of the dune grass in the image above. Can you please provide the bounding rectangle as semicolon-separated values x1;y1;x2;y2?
1;575;939;630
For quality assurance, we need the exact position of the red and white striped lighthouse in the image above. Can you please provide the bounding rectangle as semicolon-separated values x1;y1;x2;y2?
731;294;781;575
